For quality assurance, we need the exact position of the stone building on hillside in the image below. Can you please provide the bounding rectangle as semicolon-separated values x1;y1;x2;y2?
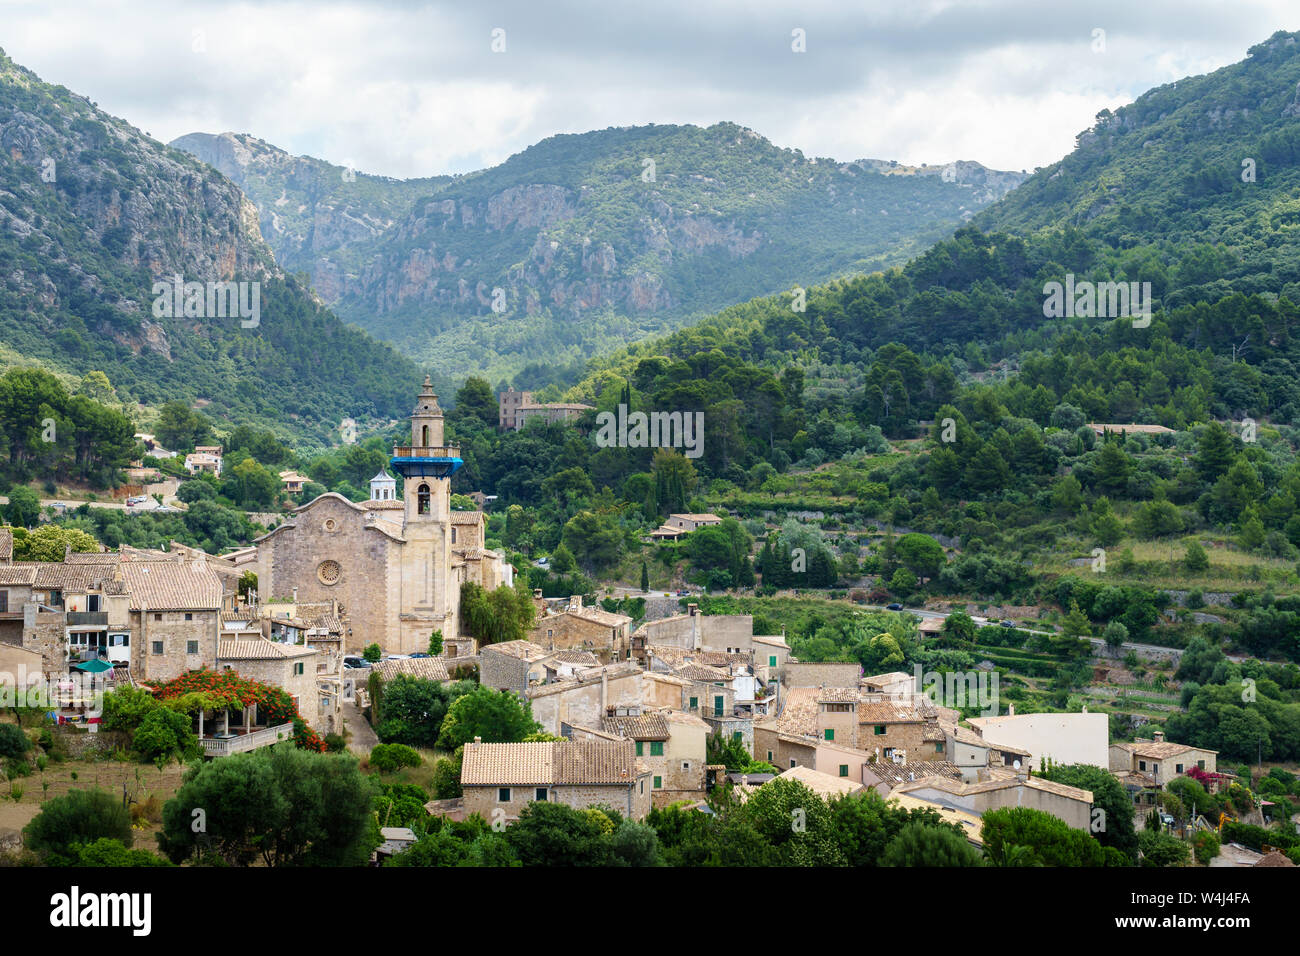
252;379;511;655
460;738;651;821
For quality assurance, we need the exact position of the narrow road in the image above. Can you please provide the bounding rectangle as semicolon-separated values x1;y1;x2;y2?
341;700;378;757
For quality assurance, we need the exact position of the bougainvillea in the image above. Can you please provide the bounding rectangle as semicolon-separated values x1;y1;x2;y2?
146;667;326;752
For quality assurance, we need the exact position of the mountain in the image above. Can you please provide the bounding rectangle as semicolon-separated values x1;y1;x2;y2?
0;48;425;447
564;32;1300;427
173;124;1027;383
977;30;1300;307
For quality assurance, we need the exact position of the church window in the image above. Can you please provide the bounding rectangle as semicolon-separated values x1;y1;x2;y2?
418;484;430;515
451;528;457;543
324;518;338;533
421;425;429;447
317;561;341;586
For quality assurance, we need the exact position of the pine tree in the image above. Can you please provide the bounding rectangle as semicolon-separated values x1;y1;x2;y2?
640;560;649;592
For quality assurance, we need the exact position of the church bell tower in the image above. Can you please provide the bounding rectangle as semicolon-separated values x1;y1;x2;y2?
389;377;463;651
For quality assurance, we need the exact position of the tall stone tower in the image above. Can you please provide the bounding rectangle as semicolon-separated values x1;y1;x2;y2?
390;378;463;652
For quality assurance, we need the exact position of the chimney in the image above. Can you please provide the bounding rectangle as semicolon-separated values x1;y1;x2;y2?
1008;703;1015;716
291;587;298;604
1153;730;1165;743
687;603;698;617
472;736;482;748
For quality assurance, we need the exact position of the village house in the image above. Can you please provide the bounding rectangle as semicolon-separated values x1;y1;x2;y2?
1109;731;1218;787
184;445;223;477
216;637;339;735
526;597;633;661
890;773;1095;831
632;606;789;682
770;765;867;800
648;512;724;541
968;707;1110;771
569;707;710;807
459;738;651;821
279;470;310;495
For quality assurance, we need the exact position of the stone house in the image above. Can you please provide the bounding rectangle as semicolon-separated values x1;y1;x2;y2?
527;598;633;661
216;638;338;734
891;774;1095;831
596;708;709;807
460;738;651;821
1109;732;1218;786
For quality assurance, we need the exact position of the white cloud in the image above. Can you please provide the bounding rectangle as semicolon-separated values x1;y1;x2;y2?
1;0;1297;177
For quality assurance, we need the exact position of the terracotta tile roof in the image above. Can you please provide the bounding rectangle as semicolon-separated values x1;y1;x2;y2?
601;712;670;740
867;760;965;787
28;561;119;591
858;700;936;723
763;686;820;736
818;686;861;703
461;739;640;787
567;605;631;627
218;639;316;660
373;657;450;682
449;511;485;524
0;566;36;585
774;765;866;798
461;742;556;786
63;551;119;563
0;528;11;562
120;562;223;611
892;774;1092;803
751;634;789;648
550;650;599;666
1115;739;1217;759
647;645;749;669
554;739;639;785
482;640;550;662
674;663;730;682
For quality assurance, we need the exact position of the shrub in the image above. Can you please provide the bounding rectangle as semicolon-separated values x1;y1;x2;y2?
324;733;347;753
0;724;30;759
24;788;133;865
369;743;422;774
1193;831;1220;864
132;708;199;765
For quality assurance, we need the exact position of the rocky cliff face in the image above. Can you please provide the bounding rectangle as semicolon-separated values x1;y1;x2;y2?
0;49;420;441
172;122;1028;379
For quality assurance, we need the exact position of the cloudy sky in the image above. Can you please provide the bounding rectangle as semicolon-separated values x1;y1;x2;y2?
2;0;1296;178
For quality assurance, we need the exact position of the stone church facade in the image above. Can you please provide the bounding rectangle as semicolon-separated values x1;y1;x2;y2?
254;380;511;655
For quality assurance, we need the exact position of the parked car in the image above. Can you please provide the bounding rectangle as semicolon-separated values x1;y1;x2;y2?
886;603;903;611
409;653;431;658
342;656;369;669
999;620;1016;629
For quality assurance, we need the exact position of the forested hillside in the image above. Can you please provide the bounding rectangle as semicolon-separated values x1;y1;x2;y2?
175;122;1026;383
0;48;426;446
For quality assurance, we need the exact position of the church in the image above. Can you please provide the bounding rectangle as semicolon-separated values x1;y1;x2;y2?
253;379;512;655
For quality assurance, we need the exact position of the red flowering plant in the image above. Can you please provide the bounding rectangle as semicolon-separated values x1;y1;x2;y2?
146;666;326;752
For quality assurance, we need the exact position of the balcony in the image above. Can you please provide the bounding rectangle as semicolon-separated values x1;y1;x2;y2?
66;612;108;626
199;722;296;757
391;446;463;479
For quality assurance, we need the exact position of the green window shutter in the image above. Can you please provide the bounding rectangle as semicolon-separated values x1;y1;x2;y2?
769;655;777;667
713;696;724;716
839;765;849;777
635;741;643;756
875;725;886;735
936;741;945;753
824;729;834;741
653;776;662;789
650;741;664;756
689;696;698;709
732;732;741;741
